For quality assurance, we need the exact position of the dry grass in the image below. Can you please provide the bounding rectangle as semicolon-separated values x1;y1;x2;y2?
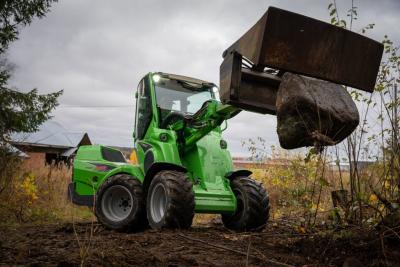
247;151;395;229
0;153;93;224
0;151;394;230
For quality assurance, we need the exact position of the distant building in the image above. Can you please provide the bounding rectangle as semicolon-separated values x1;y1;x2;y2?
328;161;374;172
9;121;92;166
232;156;291;169
233;156;372;173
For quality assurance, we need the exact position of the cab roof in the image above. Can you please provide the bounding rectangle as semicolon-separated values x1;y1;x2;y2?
155;72;214;86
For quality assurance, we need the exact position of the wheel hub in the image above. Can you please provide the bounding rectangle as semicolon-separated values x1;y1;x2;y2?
149;183;167;223
101;185;133;222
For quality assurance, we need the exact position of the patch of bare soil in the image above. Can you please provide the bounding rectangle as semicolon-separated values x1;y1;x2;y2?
0;219;399;266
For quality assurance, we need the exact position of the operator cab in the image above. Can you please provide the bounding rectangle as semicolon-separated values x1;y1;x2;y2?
153;73;220;128
134;72;220;141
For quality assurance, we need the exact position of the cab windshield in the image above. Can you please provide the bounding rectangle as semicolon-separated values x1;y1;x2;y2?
154;78;219;119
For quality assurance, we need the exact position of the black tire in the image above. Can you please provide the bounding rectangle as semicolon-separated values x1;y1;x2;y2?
146;170;195;229
222;176;270;232
95;174;147;232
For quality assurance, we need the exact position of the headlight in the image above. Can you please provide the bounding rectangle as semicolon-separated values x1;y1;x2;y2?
153;74;161;83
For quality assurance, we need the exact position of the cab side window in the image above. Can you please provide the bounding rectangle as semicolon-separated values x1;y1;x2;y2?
134;79;153;140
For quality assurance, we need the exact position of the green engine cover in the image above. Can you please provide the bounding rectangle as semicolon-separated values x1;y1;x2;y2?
72;145;143;196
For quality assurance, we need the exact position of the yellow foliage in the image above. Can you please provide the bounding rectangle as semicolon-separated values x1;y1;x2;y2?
310;203;318;211
297;226;306;234
273;210;283;219
310;203;325;212
384;180;391;189
379;204;385;212
20;173;38;204
369;194;378;203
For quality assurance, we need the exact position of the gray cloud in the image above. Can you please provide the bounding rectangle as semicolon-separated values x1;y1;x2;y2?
7;0;399;155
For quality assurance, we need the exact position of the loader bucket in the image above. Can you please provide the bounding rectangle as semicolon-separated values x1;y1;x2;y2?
220;6;383;114
219;6;384;148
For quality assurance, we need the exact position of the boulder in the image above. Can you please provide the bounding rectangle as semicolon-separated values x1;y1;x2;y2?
276;73;359;149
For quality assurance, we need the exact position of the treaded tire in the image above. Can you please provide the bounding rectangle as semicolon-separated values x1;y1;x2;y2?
147;170;195;229
95;174;147;232
222;176;269;232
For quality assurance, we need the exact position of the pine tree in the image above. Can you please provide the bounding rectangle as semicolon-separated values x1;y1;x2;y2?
0;0;62;143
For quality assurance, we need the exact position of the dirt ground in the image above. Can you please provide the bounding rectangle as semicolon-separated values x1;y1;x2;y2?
1;218;399;267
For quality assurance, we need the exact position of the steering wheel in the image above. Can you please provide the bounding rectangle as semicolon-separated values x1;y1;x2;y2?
160;111;190;129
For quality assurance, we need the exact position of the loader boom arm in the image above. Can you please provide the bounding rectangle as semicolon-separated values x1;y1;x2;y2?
169;100;240;154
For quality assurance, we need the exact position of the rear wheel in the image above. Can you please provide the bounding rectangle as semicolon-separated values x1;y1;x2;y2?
95;174;147;231
147;170;195;229
222;176;270;232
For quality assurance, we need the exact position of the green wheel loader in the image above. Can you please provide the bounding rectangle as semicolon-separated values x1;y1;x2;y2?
69;73;269;231
68;7;383;232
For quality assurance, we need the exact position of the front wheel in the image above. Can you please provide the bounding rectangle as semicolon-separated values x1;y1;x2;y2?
146;170;195;229
222;176;270;232
95;174;147;232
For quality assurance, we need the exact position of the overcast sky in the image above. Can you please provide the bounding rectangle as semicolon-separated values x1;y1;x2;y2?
7;0;400;156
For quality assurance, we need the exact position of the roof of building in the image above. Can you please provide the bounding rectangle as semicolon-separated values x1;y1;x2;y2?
5;143;29;158
10;121;91;149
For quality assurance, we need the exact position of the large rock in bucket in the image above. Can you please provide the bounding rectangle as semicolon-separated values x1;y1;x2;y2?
276;73;359;149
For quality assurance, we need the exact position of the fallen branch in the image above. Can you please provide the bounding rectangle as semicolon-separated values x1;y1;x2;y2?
247;232;316;238
177;233;294;267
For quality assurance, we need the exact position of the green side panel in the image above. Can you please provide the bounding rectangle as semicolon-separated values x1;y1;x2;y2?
149;128;182;165
73;159;106;195
181;130;236;214
136;127;182;172
73;145;144;196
